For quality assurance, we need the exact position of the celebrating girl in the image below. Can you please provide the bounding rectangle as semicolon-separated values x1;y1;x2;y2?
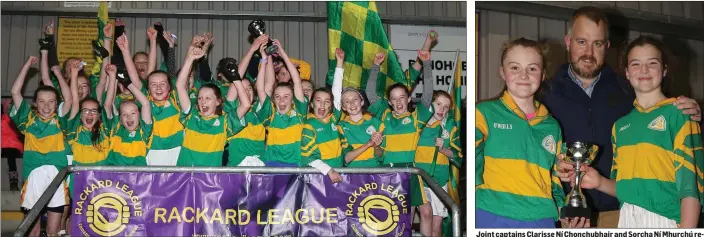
257;40;342;183
10;56;70;236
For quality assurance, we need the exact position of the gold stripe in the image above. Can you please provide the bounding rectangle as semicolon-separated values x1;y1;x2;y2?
477;156;553;199
267;124;303;146
182;128;227;153
615;144;675;182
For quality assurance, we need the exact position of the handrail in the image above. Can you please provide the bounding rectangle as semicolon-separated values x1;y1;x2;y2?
14;166;462;237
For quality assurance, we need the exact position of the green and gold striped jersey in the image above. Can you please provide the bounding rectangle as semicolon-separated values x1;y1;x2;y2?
611;98;704;223
475;91;565;221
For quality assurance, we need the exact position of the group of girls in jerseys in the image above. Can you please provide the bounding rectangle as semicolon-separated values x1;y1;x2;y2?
9;19;463;237
476;36;703;228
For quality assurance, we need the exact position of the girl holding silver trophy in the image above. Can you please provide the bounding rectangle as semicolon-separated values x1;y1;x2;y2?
576;35;703;228
475;38;587;228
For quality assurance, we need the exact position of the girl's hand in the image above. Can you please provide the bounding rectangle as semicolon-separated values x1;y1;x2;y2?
373;52;386;65
147;27;158;41
202;32;214;50
116;34;129;51
105;64;117;76
335;48;345;62
187;47;206;60
371;132;383;146
164;31;175;47
44;20;55;36
426;30;438;42
190;35;206;49
104;22;114;38
327;169;343;184
27;56;39;65
418;49;431;62
259;43;268;58
434;138;444;148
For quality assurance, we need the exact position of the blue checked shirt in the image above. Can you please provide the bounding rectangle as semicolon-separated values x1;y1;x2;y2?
567;65;601;98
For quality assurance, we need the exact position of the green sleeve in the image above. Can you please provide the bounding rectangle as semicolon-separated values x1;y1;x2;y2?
89;74;100;99
332;108;342;123
475;108;486;186
300;123;322;167
610;125;619;180
671;114;703;201
62;115;80;142
293;97;309;118
405;67;421;86
368;98;388;119
256;96;273;127
224;100;245;137
140;118;154;145
9;100;31;132
551;131;566;210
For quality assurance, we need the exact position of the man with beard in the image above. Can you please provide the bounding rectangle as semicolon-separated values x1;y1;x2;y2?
544;6;702;228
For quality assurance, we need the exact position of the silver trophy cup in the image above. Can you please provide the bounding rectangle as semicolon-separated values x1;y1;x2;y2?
561;141;599;218
248;20;278;55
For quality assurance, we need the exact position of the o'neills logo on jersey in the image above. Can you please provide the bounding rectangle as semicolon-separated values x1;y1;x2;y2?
648;115;666;131
542;135;556;154
74;180;143;237
346;182;407;237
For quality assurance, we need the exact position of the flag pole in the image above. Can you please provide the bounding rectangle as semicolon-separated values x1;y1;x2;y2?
447;48;461;93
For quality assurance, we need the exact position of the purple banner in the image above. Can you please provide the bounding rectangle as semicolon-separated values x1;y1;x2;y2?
70;171;411;237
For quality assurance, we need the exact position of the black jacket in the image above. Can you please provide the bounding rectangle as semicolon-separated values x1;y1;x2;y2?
539;64;634;212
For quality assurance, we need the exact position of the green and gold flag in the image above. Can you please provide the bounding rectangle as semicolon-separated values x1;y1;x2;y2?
326;1;410;97
443;50;464;237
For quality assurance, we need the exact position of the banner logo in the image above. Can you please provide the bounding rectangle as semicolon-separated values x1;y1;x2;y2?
358;195;400;235
87;193;130;236
74;180;143;237
346;182;407;237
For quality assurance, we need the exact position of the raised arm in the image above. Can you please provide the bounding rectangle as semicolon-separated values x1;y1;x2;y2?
97;23;114;103
254;44;270;103
177;44;206;112
271;39;305;101
162;31;177;78
39;20;57;87
264;54;276;97
146;27;158;77
418;50;433;107
332;48;345;111
104;65;118;119
68;62;81;119
411;30;437;72
40;49;53;87
115;34;144;90
11;57;39;107
50;66;70;108
365;52;385;104
239;35;268;79
231;80;251;119
128;82;152;125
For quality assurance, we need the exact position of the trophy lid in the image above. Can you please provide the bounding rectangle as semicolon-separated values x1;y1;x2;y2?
248;20;266;35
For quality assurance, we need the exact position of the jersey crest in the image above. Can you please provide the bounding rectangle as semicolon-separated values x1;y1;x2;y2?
542;135;556;154
647;115;666;131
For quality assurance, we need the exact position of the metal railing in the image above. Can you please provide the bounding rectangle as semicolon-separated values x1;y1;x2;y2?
14;166;462;237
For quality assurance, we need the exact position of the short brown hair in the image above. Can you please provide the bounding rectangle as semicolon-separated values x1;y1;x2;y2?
568;6;610;40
